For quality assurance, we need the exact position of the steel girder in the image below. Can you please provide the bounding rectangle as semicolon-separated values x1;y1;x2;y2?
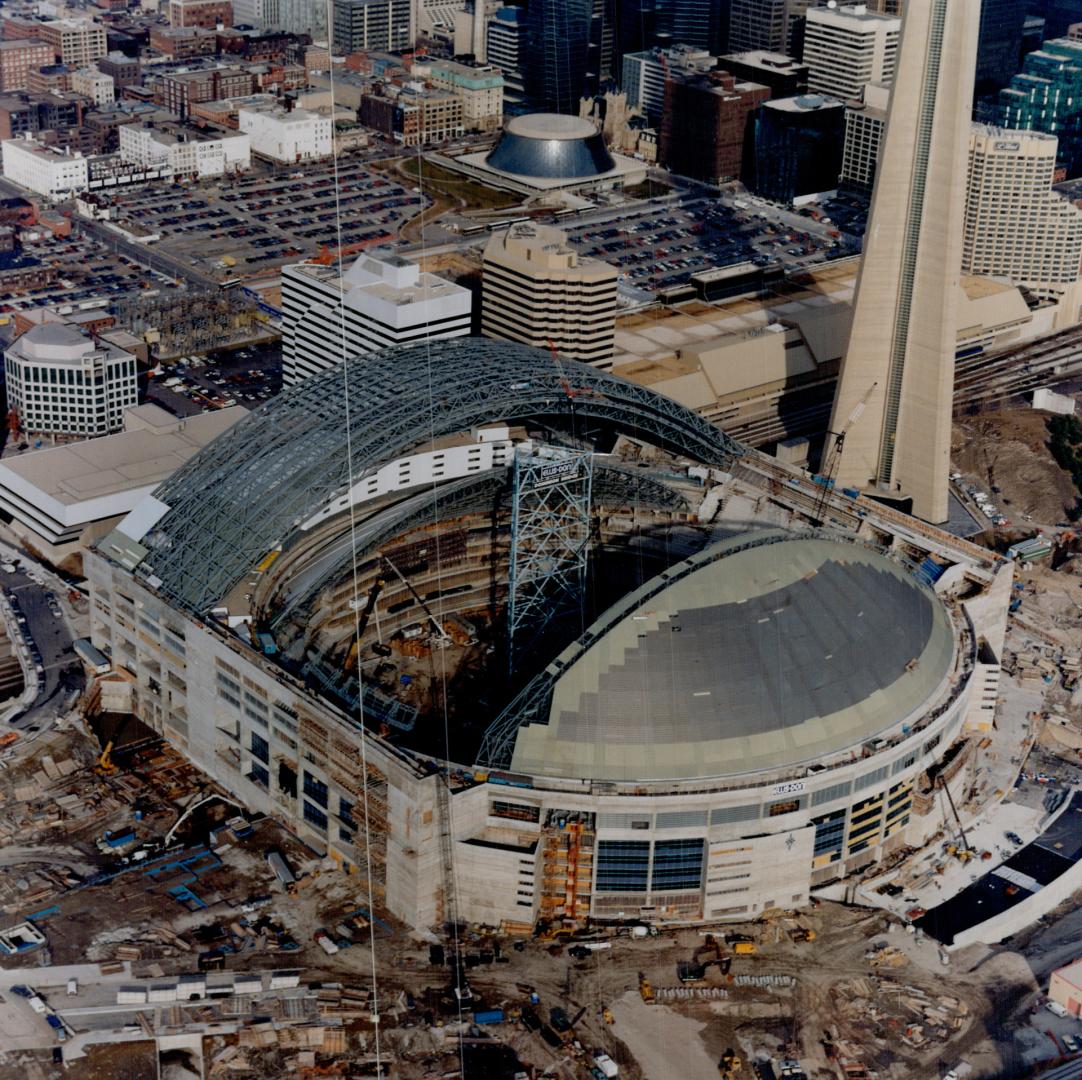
272;463;689;652
139;338;740;615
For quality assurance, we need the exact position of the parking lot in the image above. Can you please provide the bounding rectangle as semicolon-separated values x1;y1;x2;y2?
98;161;428;280
0;232;186;316
146;340;281;418
562;192;864;293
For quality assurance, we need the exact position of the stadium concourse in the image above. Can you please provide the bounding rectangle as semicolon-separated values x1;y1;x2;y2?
84;339;1012;931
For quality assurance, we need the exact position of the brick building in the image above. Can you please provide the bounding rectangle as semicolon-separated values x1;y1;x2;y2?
160;67;253;114
659;70;770;184
0;39;54;93
149;26;218;59
168;0;233;29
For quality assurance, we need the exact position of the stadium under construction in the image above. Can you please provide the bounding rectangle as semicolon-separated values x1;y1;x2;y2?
85;339;1012;931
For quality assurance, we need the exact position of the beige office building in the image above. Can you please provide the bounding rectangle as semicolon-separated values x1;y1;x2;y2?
803;3;900;102
841;81;890;191
964;126;1082;302
482;223;618;365
38;19;107;68
829;0;979;524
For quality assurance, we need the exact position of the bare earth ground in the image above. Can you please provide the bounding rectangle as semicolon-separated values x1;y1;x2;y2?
953;409;1079;525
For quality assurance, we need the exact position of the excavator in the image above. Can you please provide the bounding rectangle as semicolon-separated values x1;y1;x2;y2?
718;1048;742;1077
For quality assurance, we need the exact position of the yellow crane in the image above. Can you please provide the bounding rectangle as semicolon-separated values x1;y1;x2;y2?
95;740;117;776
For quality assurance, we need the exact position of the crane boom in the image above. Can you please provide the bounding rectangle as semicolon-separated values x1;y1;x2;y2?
813;381;878;524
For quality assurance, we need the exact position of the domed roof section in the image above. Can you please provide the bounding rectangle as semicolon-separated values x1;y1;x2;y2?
20;322;95;361
510;534;956;782
486;113;616;179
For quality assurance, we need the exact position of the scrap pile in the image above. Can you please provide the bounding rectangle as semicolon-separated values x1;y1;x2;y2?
830;977;970;1058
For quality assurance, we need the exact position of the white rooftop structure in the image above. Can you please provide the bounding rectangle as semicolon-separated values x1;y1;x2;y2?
0;404;243;552
282;250;473;385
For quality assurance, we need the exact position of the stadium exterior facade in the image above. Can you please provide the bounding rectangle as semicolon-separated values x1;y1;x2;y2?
83;340;1010;932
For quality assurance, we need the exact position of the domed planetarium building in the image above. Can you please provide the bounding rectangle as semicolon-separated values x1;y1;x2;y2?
456;112;647;194
85;340;1009;933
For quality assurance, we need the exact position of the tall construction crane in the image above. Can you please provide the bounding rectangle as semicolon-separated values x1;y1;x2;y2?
343;578;385;672
812;380;878;526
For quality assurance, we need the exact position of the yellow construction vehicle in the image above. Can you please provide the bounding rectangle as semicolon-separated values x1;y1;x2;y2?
602;1005;614;1024
639;973;655;1005
718;1048;742;1076
95;740;117;776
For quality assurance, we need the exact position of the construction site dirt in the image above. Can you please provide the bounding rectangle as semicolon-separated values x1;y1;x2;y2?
10;513;1082;1077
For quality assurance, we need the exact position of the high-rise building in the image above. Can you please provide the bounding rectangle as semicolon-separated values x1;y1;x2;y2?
482;223;618;366
654;0;729;54
5;323;138;437
840;80;889;191
487;6;526;104
728;0;786;53
332;0;412;54
718;50;809;96
747;93;845;203
621;44;715;125
282;252;472;385
232;0;281;28
277;0;327;38
803;4;901;102
974;0;1026;98
523;0;604;114
963;126;1082;301
659;69;770;184
828;0;980;523
998;39;1082;179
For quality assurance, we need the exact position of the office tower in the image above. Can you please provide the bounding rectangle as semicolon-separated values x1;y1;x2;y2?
621;44;715;125
232;0;280;28
828;0;980;523
278;0;328;38
803;3;901;101
482;223;618;366
840;80;889;191
654;0;729;54
1032;0;1082;40
728;0;786;52
998;39;1082;178
5;323;137;437
718;49;809;96
974;0;1026;97
659;70;769;183
748;94;845;203
523;0;592;113
332;0;412;54
487;6;526;104
282;252;472;385
963;126;1082;301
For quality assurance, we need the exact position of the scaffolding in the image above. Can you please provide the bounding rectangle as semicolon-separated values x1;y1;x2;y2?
539;811;595;926
507;448;593;671
114;286;257;357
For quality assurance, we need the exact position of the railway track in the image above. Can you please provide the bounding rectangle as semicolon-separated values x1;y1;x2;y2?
721;322;1082;448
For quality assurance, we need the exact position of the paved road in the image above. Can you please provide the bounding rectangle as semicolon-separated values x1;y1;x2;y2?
75;216;218;289
1;562;84;730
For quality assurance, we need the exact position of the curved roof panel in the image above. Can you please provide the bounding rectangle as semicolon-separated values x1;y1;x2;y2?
125;339;741;615
487;113;616;178
504;534;956;782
